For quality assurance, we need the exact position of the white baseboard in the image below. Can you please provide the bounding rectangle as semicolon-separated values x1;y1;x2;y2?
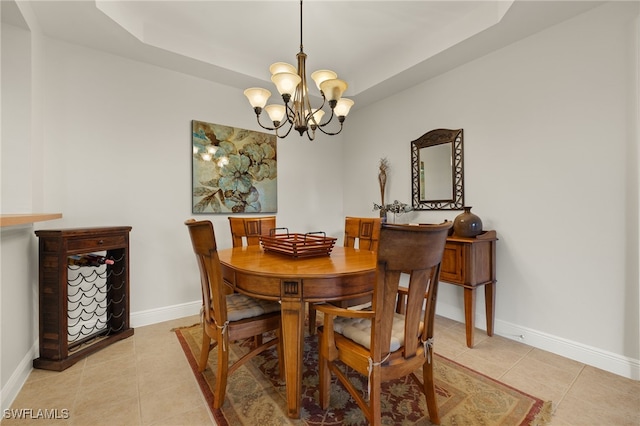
130;300;201;328
1;341;37;417
436;301;640;381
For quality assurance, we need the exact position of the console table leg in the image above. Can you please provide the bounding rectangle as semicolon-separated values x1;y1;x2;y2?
485;282;495;337
463;287;476;348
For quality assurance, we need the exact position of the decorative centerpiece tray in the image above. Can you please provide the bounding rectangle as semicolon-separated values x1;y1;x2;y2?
260;228;337;258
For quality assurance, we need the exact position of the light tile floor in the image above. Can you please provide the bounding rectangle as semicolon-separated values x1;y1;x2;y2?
4;315;639;425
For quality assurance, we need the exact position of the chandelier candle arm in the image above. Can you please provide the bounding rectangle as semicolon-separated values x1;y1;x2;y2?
307;109;325;129
311;70;338;90
271;72;301;101
319;79;348;104
265;105;286;125
243;0;354;140
334;98;354;119
244;88;272;113
270;62;297;75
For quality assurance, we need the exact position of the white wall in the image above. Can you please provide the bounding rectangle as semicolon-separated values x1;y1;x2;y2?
39;38;346;317
0;1;47;409
343;1;639;376
1;25;31;212
1;0;638;414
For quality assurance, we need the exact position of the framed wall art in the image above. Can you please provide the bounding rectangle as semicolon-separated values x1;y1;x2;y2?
192;120;277;213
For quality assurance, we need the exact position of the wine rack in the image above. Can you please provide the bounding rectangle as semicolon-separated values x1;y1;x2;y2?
34;226;134;371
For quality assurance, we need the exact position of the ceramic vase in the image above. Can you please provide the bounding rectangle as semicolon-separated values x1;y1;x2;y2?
453;206;483;237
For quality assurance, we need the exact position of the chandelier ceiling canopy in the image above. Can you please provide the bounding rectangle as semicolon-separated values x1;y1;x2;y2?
244;0;353;141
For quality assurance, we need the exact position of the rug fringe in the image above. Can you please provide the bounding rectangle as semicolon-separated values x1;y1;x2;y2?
531;400;553;426
170;323;200;332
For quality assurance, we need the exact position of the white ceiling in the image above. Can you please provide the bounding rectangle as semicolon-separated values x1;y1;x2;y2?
5;0;604;109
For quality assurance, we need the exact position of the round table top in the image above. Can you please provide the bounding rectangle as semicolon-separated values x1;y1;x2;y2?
217;245;376;278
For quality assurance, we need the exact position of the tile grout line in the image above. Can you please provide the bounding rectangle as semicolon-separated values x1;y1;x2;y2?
70;357;87;423
133;336;144;426
496;344;535;382
551;364;586;413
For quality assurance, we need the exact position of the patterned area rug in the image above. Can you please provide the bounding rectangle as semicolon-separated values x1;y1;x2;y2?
175;325;552;426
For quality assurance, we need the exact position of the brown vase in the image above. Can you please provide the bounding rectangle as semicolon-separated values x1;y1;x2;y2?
453;206;483;237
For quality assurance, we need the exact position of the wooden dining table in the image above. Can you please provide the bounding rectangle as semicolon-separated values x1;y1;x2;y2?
217;245;376;419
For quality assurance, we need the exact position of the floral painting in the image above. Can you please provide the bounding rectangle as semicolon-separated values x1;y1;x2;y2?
192;120;277;213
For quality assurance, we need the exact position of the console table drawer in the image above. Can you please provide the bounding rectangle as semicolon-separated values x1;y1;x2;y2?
67;235;126;252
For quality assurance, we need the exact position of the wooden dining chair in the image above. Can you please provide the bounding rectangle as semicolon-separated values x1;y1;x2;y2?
308;216;381;334
314;222;452;425
343;216;382;251
185;219;283;409
228;216;277;346
228;216;276;247
395;221;453;315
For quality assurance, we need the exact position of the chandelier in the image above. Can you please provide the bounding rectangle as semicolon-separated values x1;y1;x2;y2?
243;0;354;141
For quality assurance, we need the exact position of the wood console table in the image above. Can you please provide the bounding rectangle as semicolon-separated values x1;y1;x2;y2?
441;230;497;348
34;226;134;371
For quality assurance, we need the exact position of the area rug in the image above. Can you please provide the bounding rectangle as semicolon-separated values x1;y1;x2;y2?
175;325;552;426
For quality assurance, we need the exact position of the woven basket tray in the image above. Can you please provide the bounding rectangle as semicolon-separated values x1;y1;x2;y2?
260;229;337;258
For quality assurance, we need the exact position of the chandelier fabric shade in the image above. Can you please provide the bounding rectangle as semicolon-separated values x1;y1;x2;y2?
244;0;353;140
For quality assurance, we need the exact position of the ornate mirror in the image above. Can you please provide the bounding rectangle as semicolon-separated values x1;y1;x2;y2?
411;128;464;210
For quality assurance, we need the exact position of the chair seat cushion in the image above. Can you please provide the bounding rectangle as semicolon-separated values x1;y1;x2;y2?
333;312;422;353
225;293;280;322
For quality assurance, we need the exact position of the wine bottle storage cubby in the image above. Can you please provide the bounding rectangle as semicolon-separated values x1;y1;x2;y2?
66;250;125;348
34;227;134;371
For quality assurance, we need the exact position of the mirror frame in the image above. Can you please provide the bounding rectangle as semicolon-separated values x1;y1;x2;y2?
411;128;464;210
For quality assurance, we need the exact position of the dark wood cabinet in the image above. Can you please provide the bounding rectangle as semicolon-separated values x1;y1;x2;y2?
34;226;134;371
441;230;497;348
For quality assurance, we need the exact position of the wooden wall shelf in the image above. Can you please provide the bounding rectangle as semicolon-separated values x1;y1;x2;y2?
0;213;62;227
